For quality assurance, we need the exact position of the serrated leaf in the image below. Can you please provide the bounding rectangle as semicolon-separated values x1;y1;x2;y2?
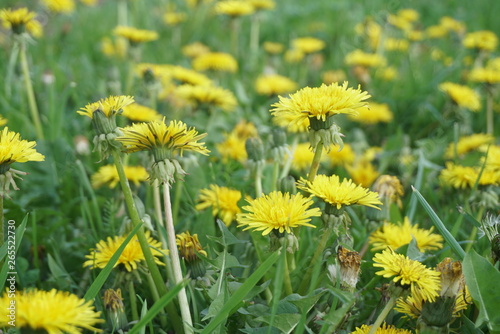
463;250;500;332
258;313;302;334
286;290;327;315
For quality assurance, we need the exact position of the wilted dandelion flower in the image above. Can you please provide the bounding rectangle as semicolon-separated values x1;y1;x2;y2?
439;82;481;111
236;191;321;235
439;162;478;189
370;217;443;252
291;37;325;54
113;26;159;44
84;231;167;272
345;49;387;68
192;52;238;72
444;133;494;158
176;231;208;260
255;73;298;96
91;164;148;189
348;102;393;124
271;82;370;127
0;289;103;333
195;184;242;226
42;0;75;13
463;30;498;52
350;323;413;334
373;248;441;302
297;174;382;210
122;103;162;122
215;0;255;17
174;84;238;112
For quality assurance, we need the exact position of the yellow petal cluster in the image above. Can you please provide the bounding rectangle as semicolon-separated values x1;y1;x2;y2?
175;84;238;111
113;26;159;43
255;73;298;96
439;82;481;111
91;165;149;189
0;127;45;165
195;184;242;226
77;95;135;119
192;52;238;72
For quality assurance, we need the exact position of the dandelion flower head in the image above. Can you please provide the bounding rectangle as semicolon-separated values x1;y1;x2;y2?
463;30;498;52
42;0;75;14
439;162;479;189
122;103;162;122
350;323;413;334
192;52;238;73
346;160;380;188
439;82;481;112
236;191;321;235
0;127;45;166
444;133;494;158
298;174;382;210
174;84;238;112
113;26;159;44
91;164;149;189
345;49;387;68
373;248;441;302
255;73;298;96
0;7;42;36
0;289;103;333
348;102;393;124
195;184;242;226
77;95;135;119
369;217;443;252
214;0;255;17
292;37;326;54
84;231;167;272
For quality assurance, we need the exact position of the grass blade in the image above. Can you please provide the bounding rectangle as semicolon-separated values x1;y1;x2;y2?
83;223;142;301
0;214;29;290
411;186;466;260
201;250;280;334
128;280;187;334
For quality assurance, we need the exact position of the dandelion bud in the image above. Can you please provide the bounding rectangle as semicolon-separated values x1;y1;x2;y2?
103;288;128;331
176;231;207;278
246;137;265;176
279;175;297;194
309;117;344;152
337;246;361;292
269;127;288;162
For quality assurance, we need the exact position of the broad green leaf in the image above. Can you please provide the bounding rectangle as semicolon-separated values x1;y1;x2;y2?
319;288;356;334
83;223;142;301
259;313;301;334
201;251;280;334
463;250;500;332
128;281;186;334
286;290;327;315
411;186;466;260
462;314;485;334
47;253;74;290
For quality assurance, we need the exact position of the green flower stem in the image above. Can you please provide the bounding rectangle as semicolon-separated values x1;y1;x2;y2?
368;295;397;334
111;149;184;334
230;18;240;58
307;140;324;182
255;164;263;197
271;161;280;192
146;271;168;328
464;206;484;253
5;40;19;98
172;180;183;225
152;180;175;283
19;38;44;140
486;84;494;135
283;252;293;296
280;136;298;179
298;226;333;295
163;183;194;334
250;13;260;64
129;279;139;321
117;0;128;26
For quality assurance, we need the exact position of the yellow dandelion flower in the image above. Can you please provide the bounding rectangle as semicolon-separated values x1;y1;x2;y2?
398;8;419;23
0;127;45;166
236;191;321;236
439;162;478;189
271;82;370;129
481;145;500;170
348;102;393;124
0;289;103;333
468;67;500;84
346;160;380;188
284;48;305;63
215;0;255;17
350;323;413;334
174;84;238;111
216;132;248;162
182;42;211;59
113;26;159;44
373;248;441;302
171;66;212;86
439;82;481;111
372;175;404;207
291;37;326;54
0;116;7;127
122;103;162;122
77;95;135;119
406;29;424;41
345;49;386;68
387;13;413;31
0;7;39;36
297;174;382;210
327;143;355;167
370;217;443;252
255;73;298;96
163;12;187;26
439;16;465;34
42;0;75;13
195;184;242;226
91;164;149;189
384;38;409;52
263;41;284;54
463;30;498;52
248;0;275;10
84;231;167;272
101;37;127;59
322;69;347;85
290;142;317;172
117;118;209;156
232;120;258;139
444;133;494;158
355;18;382;51
192;52;238;72
376;66;398;81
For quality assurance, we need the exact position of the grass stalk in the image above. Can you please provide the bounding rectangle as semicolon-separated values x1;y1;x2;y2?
111;148;184;334
163;183;194;334
19;38;44;140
